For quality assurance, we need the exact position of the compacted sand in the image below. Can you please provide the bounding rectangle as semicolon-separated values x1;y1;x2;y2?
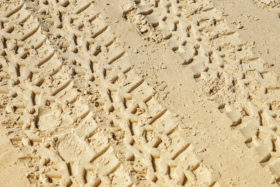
1;0;280;186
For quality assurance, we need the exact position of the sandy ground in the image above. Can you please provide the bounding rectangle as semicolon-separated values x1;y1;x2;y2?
0;0;280;186
213;0;280;75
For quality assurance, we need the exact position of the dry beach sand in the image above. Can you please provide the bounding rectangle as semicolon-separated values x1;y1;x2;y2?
1;0;280;186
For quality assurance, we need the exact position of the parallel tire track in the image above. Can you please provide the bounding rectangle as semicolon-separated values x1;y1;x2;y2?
0;0;218;186
0;1;132;186
124;0;280;184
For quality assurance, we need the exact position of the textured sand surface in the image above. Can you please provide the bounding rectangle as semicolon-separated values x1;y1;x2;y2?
0;0;280;186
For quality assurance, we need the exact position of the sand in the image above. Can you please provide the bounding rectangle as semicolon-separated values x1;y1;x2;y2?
0;0;280;186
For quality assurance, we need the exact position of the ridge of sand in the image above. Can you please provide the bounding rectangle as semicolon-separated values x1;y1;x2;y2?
253;0;280;8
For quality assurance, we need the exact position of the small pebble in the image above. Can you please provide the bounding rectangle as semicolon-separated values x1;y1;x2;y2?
237;24;244;29
140;27;147;33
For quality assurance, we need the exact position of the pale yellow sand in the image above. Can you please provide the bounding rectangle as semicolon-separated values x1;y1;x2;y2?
0;0;280;186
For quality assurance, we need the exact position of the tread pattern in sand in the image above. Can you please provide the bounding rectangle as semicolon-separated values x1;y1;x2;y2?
126;0;280;184
253;0;280;8
0;0;218;186
0;2;131;186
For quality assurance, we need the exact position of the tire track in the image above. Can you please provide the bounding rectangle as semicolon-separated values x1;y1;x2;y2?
22;0;219;186
0;2;132;186
124;0;280;184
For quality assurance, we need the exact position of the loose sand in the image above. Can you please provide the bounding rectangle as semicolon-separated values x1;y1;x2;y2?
0;0;280;186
